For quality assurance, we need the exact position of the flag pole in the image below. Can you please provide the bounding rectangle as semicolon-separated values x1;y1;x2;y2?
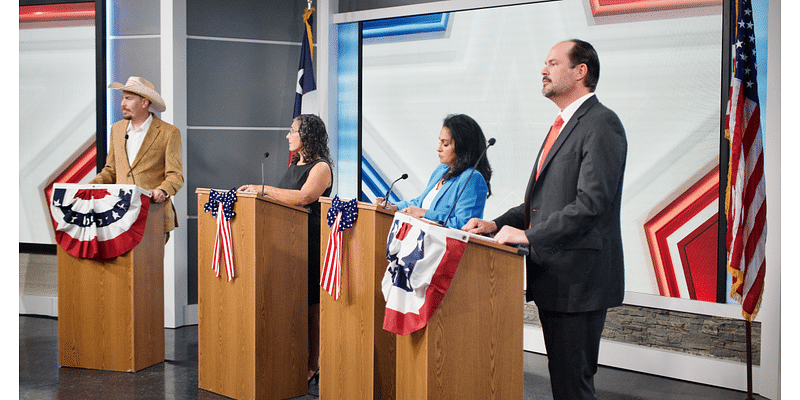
745;320;753;400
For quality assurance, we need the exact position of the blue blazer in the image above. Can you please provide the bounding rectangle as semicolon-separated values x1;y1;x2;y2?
394;163;488;229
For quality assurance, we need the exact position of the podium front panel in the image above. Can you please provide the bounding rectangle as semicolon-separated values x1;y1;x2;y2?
395;236;524;400
197;190;308;400
319;200;396;400
57;202;165;372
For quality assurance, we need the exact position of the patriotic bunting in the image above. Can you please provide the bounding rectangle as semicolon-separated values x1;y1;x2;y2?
382;212;468;336
49;184;151;259
204;188;237;282
321;195;358;300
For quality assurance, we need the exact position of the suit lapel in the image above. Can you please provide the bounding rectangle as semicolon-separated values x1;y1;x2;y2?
525;96;599;224
535;96;598;185
430;173;454;210
131;116;161;169
116;120;132;166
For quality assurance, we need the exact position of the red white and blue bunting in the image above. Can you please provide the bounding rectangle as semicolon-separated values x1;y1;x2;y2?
203;188;237;282
321;195;358;300
49;184;151;259
382;212;468;336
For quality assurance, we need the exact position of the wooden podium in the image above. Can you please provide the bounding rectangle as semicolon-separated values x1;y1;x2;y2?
196;189;310;400
319;199;397;400
57;202;165;372
395;234;524;400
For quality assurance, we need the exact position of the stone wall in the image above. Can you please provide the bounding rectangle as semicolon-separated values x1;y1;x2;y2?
523;303;760;365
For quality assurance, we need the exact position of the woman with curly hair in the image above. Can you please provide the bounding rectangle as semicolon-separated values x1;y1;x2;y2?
239;114;332;384
376;113;492;229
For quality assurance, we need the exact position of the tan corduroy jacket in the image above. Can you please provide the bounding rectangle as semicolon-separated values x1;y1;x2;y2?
89;115;184;233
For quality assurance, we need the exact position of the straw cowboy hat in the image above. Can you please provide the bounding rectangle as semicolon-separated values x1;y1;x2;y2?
108;76;166;113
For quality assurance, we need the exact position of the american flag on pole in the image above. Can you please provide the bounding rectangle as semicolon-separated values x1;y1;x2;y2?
382;212;468;336
724;0;766;322
203;188;237;282
321;196;358;300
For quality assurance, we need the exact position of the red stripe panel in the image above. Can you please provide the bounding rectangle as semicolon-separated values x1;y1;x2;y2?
20;3;94;23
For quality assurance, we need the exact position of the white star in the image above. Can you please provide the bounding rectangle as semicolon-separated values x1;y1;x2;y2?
734;39;743;48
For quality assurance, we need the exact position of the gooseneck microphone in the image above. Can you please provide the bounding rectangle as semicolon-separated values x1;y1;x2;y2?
261;152;270;196
124;134;137;187
437;137;496;227
382;173;408;209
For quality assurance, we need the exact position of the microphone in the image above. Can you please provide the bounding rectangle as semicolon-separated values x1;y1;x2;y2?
261;152;270;196
124;133;137;187
437;137;496;227
382;173;408;209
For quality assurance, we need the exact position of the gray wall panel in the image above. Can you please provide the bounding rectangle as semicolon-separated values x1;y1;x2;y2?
187;128;290;215
186;0;307;306
186;39;299;128
110;0;160;36
187;0;309;42
108;38;161;123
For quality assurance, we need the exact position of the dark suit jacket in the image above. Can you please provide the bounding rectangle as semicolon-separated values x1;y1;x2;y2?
89;115;184;233
494;95;627;313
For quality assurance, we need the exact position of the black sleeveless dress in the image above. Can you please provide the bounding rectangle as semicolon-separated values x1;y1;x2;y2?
277;158;332;306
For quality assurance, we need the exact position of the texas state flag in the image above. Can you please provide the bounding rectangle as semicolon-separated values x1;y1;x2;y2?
49;184;151;260
382;212;468;336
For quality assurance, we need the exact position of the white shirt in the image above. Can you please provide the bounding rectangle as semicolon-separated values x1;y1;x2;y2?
421;184;440;210
559;93;595;126
125;113;153;167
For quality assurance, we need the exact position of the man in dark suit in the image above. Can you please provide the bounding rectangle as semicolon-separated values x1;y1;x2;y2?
463;39;627;399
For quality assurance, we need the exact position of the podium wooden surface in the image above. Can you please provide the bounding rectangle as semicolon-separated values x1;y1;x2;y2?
319;199;397;400
196;189;310;400
394;227;524;399
58;202;165;373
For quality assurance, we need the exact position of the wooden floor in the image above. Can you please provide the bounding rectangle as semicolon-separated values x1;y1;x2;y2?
18;315;769;400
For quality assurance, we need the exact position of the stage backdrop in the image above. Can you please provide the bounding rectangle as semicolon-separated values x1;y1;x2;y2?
359;0;728;300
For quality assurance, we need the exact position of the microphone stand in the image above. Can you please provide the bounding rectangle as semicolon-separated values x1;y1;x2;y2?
437;138;495;227
261;152;270;196
382;173;408;209
124;134;137;187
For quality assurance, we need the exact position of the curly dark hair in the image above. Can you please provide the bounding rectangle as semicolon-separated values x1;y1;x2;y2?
291;114;331;164
441;114;492;198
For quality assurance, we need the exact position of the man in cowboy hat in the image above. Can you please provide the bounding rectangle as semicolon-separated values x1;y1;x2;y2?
90;76;184;241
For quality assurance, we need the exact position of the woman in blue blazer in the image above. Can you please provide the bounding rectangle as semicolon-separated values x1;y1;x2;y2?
377;114;492;229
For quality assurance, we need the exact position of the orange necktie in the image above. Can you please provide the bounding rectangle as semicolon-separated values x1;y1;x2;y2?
536;114;564;180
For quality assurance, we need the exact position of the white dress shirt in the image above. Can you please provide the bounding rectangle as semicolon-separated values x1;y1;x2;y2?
125;113;153;167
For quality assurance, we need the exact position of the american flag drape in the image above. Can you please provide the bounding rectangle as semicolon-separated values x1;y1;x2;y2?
724;0;766;322
49;184;151;259
381;212;469;336
322;196;358;300
204;189;237;282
